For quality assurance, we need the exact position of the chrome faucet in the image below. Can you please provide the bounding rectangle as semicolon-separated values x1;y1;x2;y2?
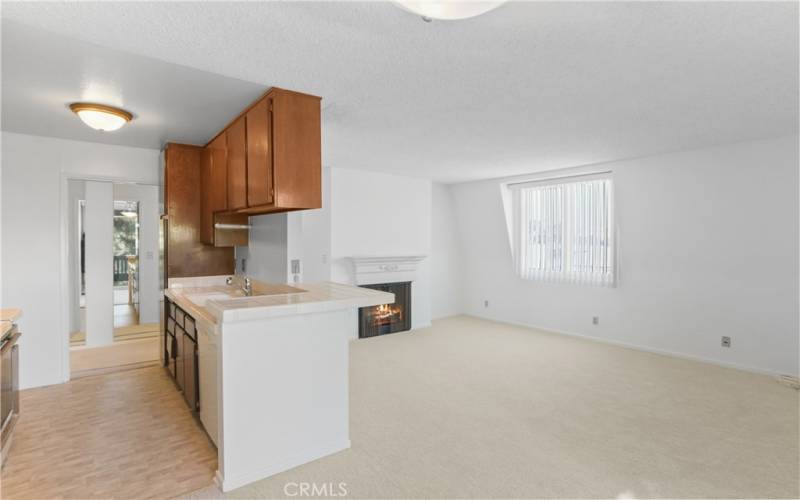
226;275;253;296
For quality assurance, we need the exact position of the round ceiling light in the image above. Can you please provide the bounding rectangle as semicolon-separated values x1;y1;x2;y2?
69;103;133;131
394;1;505;20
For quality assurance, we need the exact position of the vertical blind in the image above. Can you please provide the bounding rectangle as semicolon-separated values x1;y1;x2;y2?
511;174;615;287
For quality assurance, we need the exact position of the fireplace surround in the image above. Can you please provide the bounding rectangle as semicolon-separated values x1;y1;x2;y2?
349;255;426;338
358;282;411;338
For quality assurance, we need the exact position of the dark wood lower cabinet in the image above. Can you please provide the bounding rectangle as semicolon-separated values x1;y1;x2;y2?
175;322;184;391
183;331;198;411
164;297;199;412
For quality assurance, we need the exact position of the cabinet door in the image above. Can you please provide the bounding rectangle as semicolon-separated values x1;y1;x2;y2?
175;325;184;390
200;147;213;244
208;134;228;242
183;333;198;411
246;98;273;207
166;332;176;378
226;116;248;210
271;90;321;209
164;142;235;277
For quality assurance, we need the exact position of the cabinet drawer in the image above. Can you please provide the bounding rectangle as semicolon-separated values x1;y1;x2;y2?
169;301;177;320
167;317;176;335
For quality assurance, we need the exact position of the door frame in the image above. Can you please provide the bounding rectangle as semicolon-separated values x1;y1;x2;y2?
58;173;160;382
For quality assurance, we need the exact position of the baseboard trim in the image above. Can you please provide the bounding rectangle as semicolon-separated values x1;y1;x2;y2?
461;314;792;378
217;438;351;492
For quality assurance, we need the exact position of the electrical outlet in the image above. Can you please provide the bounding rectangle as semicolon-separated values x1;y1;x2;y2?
592;316;599;325
484;300;489;308
721;336;731;348
291;259;301;274
241;258;247;273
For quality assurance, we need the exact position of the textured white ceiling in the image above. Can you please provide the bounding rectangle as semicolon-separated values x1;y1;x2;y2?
2;2;797;183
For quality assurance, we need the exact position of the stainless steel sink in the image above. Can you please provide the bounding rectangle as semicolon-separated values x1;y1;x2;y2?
185;284;306;307
186;292;242;307
252;284;307;296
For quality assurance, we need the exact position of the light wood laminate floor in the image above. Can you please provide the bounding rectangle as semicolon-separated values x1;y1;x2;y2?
71;322;160;347
71;337;160;375
1;366;216;499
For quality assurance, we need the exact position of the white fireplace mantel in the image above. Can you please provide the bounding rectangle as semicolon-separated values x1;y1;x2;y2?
348;255;427;286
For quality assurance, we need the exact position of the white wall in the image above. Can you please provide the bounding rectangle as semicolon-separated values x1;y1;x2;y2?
113;183;160;324
240;166;433;329
431;183;464;319
1;132;160;388
296;167;332;284
84;181;114;347
449;135;799;376
329;167;432;329
239;213;289;283
238;167;332;285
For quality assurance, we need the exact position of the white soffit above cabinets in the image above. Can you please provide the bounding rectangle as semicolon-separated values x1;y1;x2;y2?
0;20;266;150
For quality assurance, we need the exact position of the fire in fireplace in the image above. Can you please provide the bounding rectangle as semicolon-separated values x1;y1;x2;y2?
358;282;411;338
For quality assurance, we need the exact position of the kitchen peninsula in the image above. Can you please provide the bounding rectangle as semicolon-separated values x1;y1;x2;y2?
157;84;370;492
164;276;393;492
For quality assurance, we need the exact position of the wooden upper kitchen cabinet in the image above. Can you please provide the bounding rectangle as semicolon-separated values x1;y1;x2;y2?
163;143;234;277
272;88;322;210
226;116;248;211
199;147;212;244
246;97;273;207
200;134;229;245
242;88;322;213
197;87;322;246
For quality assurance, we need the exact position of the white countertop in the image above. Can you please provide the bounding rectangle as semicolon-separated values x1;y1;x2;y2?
165;277;394;326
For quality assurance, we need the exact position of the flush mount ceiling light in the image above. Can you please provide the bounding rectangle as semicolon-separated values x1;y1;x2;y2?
394;1;505;21
69;102;133;131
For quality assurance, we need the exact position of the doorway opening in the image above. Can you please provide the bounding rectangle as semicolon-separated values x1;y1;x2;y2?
113;200;140;329
67;180;161;376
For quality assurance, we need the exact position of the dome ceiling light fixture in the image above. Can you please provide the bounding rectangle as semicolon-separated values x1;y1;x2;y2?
69;102;133;131
394;1;506;21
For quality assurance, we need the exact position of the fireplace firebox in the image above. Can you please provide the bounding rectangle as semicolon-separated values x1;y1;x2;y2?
358;282;411;338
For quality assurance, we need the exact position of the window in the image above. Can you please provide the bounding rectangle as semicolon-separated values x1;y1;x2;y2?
509;173;615;286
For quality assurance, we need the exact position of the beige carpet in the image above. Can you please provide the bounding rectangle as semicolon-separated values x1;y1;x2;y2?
185;315;799;499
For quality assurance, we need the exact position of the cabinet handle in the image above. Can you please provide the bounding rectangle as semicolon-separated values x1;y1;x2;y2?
214;223;251;230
